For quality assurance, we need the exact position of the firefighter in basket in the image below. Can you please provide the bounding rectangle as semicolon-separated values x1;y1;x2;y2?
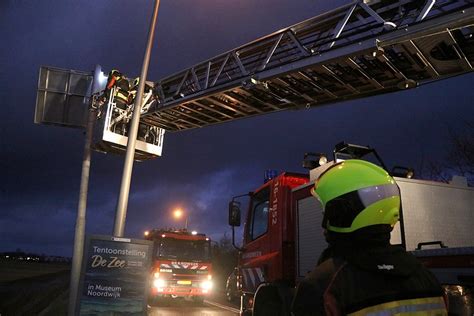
101;69;131;135
129;77;157;142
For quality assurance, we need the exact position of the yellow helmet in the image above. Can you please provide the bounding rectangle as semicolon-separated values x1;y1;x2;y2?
312;160;400;233
110;69;122;79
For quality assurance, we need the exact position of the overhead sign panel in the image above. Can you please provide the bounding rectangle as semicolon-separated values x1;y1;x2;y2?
35;66;93;128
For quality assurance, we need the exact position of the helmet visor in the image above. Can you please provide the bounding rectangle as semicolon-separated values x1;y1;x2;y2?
322;183;399;229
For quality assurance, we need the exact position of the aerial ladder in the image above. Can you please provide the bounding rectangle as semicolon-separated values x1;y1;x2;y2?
140;0;474;133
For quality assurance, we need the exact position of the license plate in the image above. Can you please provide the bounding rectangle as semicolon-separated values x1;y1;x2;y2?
177;280;191;285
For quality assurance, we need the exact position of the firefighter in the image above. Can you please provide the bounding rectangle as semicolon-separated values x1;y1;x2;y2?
101;70;131;135
129;77;155;142
128;77;155;107
104;69;130;110
291;160;447;316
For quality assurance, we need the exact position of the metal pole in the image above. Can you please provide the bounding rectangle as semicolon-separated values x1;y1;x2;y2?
185;216;188;230
113;0;161;237
67;99;97;315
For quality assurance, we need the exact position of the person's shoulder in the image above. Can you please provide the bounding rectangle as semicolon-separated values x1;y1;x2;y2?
292;257;346;314
386;245;423;264
305;257;346;285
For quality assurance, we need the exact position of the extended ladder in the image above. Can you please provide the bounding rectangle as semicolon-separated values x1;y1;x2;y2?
142;0;474;132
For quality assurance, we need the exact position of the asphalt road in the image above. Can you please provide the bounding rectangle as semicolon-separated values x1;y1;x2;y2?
147;291;240;316
147;298;239;315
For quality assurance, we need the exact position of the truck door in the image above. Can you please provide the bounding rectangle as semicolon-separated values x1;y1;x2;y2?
242;186;271;293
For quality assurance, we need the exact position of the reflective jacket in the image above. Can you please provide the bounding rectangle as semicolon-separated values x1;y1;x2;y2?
105;73;130;108
291;245;447;316
113;77;130;108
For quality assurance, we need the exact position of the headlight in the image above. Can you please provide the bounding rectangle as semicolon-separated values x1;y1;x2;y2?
153;278;166;288
200;280;213;290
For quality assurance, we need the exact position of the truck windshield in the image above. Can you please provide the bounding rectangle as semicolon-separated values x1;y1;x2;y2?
157;238;211;261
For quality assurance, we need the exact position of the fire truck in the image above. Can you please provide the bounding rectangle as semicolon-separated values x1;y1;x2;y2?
228;143;474;315
144;229;213;303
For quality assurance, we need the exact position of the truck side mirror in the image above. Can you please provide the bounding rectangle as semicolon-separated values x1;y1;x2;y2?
228;200;241;227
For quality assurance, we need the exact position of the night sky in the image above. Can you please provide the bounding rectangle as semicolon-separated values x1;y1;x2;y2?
1;0;473;257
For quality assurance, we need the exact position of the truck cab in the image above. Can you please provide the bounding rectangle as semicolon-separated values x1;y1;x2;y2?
235;173;308;313
145;229;213;304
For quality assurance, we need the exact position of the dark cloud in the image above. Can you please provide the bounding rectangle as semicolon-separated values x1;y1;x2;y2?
1;0;473;256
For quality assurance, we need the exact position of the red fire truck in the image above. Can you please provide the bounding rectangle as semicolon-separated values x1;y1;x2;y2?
144;229;213;303
228;143;474;315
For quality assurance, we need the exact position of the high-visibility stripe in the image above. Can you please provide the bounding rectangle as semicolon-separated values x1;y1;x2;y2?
242;269;250;288
248;268;256;286
349;296;447;316
255;267;265;283
115;90;129;102
159;263;207;270
241;267;266;289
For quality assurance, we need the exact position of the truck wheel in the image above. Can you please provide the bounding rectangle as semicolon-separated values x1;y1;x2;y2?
253;286;287;316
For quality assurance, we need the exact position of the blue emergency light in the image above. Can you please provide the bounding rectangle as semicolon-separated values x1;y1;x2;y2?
264;170;278;183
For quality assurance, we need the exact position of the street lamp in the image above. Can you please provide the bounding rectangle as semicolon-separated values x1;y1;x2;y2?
113;0;161;237
173;208;188;230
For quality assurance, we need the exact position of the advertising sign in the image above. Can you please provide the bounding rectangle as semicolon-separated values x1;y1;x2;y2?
77;235;153;316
